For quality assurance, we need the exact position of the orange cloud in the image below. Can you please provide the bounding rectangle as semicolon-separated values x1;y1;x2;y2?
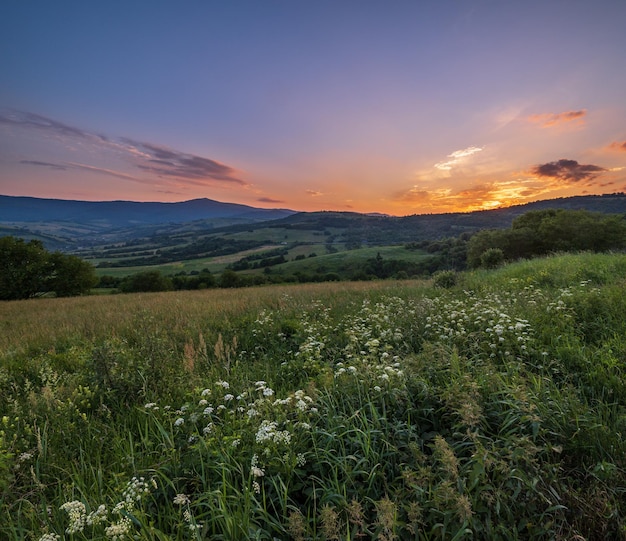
608;141;626;152
395;181;539;213
527;109;586;128
306;190;323;197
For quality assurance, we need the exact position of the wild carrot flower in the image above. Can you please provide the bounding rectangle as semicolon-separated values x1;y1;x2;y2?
173;493;190;506
60;501;86;534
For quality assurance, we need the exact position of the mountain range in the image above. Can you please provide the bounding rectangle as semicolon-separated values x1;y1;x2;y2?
2;192;626;252
0;195;294;226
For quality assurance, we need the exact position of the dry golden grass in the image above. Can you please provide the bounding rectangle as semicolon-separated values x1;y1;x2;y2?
0;280;425;355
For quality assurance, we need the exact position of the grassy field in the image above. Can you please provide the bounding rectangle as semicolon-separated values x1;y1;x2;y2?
2;253;626;540
94;244;430;281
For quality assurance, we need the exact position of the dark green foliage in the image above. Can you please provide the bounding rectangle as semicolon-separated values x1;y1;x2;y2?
219;268;240;288
433;269;457;288
0;236;49;300
0;236;97;299
47;252;99;297
479;247;504;268
468;209;626;267
119;270;173;293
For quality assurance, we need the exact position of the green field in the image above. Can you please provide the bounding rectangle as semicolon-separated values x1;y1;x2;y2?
94;243;431;281
2;253;626;540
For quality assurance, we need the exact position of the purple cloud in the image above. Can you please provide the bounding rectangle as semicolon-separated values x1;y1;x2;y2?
530;158;606;182
4;109;246;187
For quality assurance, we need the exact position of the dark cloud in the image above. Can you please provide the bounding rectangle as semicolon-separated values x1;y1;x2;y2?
257;197;285;204
530;159;606;182
20;160;67;170
5;110;246;187
0;110;89;139
134;146;244;185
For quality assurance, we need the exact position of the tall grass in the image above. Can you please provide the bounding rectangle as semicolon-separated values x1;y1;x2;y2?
2;253;626;539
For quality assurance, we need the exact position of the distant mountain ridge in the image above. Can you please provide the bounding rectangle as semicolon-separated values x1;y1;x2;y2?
2;192;626;252
0;195;295;226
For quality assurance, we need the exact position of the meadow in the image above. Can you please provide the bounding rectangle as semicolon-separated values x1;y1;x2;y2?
2;253;626;540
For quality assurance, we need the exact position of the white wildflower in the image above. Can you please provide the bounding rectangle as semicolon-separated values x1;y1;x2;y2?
173;493;191;506
60;500;86;534
105;517;131;540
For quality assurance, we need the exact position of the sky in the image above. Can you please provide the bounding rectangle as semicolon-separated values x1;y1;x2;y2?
1;0;626;216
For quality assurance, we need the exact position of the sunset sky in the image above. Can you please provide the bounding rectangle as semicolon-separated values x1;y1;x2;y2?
1;1;626;216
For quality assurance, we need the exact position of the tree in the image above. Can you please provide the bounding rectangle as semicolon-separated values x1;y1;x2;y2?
0;237;50;300
119;271;173;293
219;269;240;288
0;236;98;299
48;252;98;297
480;248;504;269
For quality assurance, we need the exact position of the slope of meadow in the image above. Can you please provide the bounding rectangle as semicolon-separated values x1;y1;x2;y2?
2;253;626;540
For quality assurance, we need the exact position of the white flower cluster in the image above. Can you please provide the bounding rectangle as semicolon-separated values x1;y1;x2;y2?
425;291;535;359
332;297;411;385
120;476;156;505
58;497;119;537
104;517;132;540
59;501;87;534
37;534;60;541
255;420;292;445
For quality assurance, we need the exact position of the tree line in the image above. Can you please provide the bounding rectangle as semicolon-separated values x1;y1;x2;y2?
466;209;626;268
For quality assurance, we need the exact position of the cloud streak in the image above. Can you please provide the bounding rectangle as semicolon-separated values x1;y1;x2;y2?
530;158;606;183
608;141;626;152
527;109;586;128
2;109;246;188
20;160;67;171
434;146;483;171
257;197;285;204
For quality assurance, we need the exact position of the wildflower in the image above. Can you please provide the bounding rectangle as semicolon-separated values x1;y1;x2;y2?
105;517;132;540
223;393;234;402
173;493;191;506
144;402;157;409
203;406;214;415
217;380;230;389
201;388;211;397
121;476;153;504
60;501;86;534
202;423;213;435
174;417;185;427
85;504;108;526
38;535;60;541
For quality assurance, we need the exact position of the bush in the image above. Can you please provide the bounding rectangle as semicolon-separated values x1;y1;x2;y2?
480;247;504;268
433;269;457;288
